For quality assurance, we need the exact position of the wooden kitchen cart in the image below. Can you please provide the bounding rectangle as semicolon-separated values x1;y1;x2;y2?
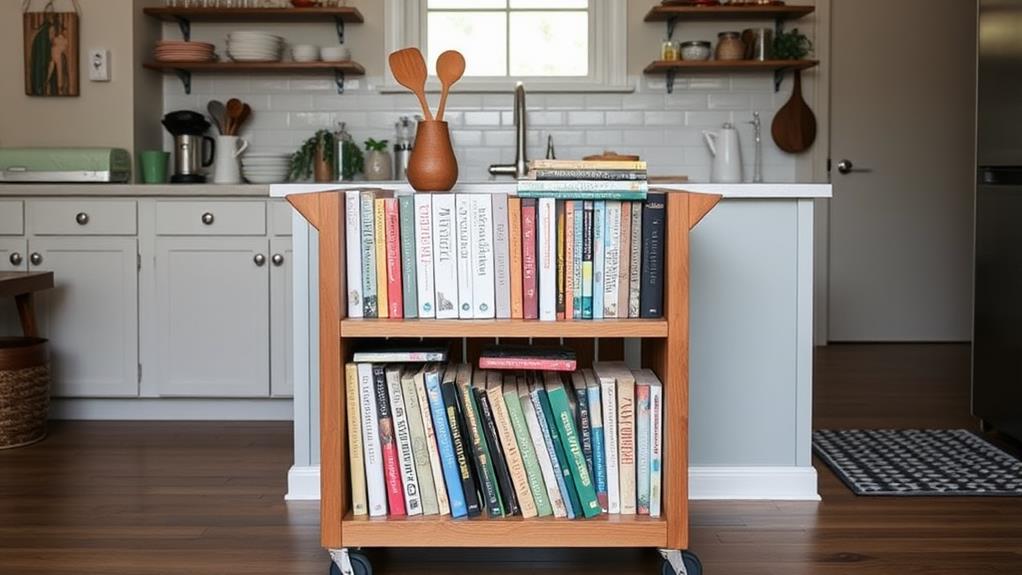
288;189;721;575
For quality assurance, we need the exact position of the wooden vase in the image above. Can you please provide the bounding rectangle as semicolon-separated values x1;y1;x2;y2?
407;120;458;191
313;145;333;183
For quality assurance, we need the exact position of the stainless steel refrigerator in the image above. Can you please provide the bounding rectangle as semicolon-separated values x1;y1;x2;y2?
974;0;1022;441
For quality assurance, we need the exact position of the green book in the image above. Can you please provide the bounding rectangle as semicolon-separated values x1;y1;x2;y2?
545;379;601;518
536;375;582;518
459;366;504;517
504;379;553;517
398;195;419;319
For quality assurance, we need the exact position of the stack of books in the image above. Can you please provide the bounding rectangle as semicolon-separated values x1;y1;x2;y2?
342;174;666;322
345;353;664;520
519;159;649;200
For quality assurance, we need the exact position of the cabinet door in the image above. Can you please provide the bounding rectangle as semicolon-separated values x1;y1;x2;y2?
28;237;139;397
0;238;29;335
270;237;293;397
155;237;269;397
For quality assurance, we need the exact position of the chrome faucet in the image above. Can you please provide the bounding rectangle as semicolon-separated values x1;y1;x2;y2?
489;82;528;178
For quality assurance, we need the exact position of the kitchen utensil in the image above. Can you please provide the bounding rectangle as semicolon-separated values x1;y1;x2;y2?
407;120;456;191
225;98;243;135
435;50;466;122
212;135;249;184
389;48;434;121
140;150;170;184
771;70;817;154
235;103;252;135
207;100;226;135
702;122;743;183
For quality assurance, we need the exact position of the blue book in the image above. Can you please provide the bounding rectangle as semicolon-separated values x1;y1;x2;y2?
584;371;608;511
530;382;575;519
538;374;582;517
424;366;468;518
592;201;605;320
572;203;584;320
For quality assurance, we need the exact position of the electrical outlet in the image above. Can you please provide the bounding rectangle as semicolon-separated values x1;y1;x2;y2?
88;49;110;82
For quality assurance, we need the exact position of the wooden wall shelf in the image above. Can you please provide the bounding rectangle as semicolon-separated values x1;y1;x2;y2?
340;318;670;339
644;4;814;23
644;59;818;94
143;60;365;94
143;6;364;24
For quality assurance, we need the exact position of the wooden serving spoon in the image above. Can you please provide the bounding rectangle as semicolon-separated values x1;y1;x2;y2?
435;50;465;122
225;98;244;136
389;48;433;121
771;70;817;154
234;103;252;135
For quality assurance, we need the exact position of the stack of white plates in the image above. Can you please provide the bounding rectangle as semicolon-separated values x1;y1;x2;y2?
226;31;284;63
243;153;291;184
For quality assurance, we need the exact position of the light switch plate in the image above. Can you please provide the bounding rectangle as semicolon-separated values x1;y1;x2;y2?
88;49;110;81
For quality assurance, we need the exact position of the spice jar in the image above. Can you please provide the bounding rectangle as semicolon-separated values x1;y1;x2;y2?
661;40;678;61
715;31;746;61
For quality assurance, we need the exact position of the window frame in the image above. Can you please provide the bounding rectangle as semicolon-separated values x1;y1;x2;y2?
382;0;630;93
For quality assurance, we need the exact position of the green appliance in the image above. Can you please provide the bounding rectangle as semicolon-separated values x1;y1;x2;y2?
0;148;131;183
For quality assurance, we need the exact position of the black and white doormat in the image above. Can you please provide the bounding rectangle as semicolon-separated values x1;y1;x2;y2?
812;429;1022;496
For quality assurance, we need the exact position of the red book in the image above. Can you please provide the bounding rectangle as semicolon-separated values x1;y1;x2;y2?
478;344;577;371
373;365;405;516
384;197;403;319
522;198;539;320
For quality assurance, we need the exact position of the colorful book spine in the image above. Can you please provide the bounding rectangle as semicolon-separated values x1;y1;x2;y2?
545;381;601;518
617;202;632;319
530;382;576;518
519;382;567;518
458;367;503;517
374;198;390;318
384;197;403;319
400;368;439;516
538;197;557;321
635;371;652;516
508;197;524;319
572;204;584;320
475;376;519;516
455;194;474;319
516;190;648;201
424;366;468;518
556;201;566;320
414;194;436;318
628;202;643;319
471;195;496;319
492;193;511;319
564;201;574;321
478;357;576;371
386;366;421;515
592;201;605;320
521;198;539;320
398;195;418;319
359;191;378;318
504;381;553;517
571;372;595;478
648;372;664;518
413;366;451;515
538;374;582;517
595;367;620;513
487;375;537;518
517;179;647;193
345;363;368;516
602;201;621;318
616;366;637;515
583;369;608;512
581;201;594;319
530;159;647;171
441;368;482;516
344;191;363;318
534;169;647;181
373;364;404;514
357;363;387;517
640;192;666;318
431;194;458;319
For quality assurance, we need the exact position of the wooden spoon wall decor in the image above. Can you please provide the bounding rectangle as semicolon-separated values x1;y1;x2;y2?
389;48;433;120
771;70;817;154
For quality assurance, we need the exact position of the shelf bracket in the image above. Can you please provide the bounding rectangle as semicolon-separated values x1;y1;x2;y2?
174;69;192;95
174;16;191;42
666;69;676;95
773;68;785;93
774;16;785;38
334;70;346;94
666;17;677;41
334;17;346;44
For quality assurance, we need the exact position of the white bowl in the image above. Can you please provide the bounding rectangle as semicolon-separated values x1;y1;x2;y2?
291;44;320;62
228;31;283;41
320;45;350;62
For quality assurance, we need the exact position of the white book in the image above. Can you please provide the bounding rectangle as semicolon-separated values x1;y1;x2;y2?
359;191;379;318
344;190;363;318
357;363;387;517
628;203;643;319
431;194;459;319
538;197;557;321
412;365;451;515
492;193;512;319
414;194;436;318
386;366;422;516
400;367;439;516
647;371;663;518
603;201;621;318
471;194;496;318
519;383;567;518
595;366;620;513
634;368;651;515
455;194;475;318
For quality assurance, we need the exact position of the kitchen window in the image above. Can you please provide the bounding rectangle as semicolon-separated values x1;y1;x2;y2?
384;0;628;92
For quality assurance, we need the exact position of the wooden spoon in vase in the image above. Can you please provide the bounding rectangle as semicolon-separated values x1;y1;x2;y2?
389;48;434;121
435;50;466;122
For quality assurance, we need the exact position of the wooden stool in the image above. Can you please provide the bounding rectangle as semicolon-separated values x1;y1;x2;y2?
0;271;54;449
0;271;54;337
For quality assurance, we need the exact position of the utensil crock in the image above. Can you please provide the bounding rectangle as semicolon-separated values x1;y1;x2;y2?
407;120;457;191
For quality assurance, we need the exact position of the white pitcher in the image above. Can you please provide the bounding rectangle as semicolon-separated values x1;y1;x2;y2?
702;122;743;183
212;135;249;184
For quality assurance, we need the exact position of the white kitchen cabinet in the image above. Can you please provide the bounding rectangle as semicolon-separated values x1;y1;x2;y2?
0;238;28;334
28;237;139;398
270;237;293;397
155;236;270;397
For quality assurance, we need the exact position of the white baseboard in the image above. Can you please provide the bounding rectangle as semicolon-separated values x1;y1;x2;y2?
50;398;294;421
285;465;820;501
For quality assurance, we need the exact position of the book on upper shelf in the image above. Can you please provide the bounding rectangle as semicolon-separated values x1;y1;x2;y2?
530;159;647;171
517;180;648;200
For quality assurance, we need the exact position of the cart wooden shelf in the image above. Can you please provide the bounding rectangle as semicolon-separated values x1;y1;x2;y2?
288;189;721;575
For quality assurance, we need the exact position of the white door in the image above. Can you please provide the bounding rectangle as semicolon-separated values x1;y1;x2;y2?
0;238;29;334
270;237;293;398
155;237;270;397
828;0;976;341
28;237;139;397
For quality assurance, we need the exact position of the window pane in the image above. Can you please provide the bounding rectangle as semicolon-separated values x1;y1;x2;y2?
510;0;587;8
427;12;507;77
509;11;588;76
428;0;505;8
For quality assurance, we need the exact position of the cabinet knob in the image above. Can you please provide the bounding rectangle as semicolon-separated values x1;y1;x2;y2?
75;212;89;225
9;252;22;266
271;253;284;267
201;212;215;225
253;253;266;267
29;252;42;266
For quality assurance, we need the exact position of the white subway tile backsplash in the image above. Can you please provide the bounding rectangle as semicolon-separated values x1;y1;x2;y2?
247;111;289;130
684;111;732;127
731;75;775;92
708;93;752;110
444;93;484;110
482;94;515;109
686;76;728;91
566;111;603;126
544;94;579;110
290;111;338;129
644;111;685;126
484;130;516;147
585;130;622;146
623;129;665;146
623;94;665;110
249;78;290;93
529;111;565;127
664;92;707;110
271;94;314;111
605;110;644;126
287;77;334;91
451;130;484;147
544;130;586;147
583;93;623;109
464;111;502;126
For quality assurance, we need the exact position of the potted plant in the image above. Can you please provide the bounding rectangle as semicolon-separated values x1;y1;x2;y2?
364;138;392;182
774;29;813;60
290;129;337;183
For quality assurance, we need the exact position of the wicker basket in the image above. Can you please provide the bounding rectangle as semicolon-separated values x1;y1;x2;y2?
0;337;49;449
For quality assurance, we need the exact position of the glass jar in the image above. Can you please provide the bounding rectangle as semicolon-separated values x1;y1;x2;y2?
680;40;711;61
661;40;678;61
715;31;746;61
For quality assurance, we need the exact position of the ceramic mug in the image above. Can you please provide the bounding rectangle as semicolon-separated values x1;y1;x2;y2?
213;135;249;184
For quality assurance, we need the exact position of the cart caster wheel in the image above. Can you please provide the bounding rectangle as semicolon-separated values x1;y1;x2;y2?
661;551;702;575
329;551;372;575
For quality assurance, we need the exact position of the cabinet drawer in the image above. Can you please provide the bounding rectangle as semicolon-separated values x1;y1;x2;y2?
0;200;24;235
156;201;266;236
270;201;292;236
29;200;137;235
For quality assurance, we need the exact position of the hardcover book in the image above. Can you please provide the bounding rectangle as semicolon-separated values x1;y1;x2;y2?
386;365;421;515
634;368;652;516
581;201;594;319
414;193;437;318
359;190;380;317
373;364;404;514
519;381;567;518
639;192;666;318
545;378;602;518
344;190;363;318
424;364;468;517
470;195;496;319
593;365;620;513
492;193;512;319
477;345;577;372
508;197;524;319
521;198;539;320
595;362;636;515
564;201;575;321
529;379;576;518
352;346;447;363
374;198;390;319
602;201;621;318
539;373;582;518
400;367;439;516
572;203;584;319
529;159;647;171
504;378;553;517
516;179;648;199
384;197;404;319
583;369;608;511
431;194;459;319
487;374;538;518
441;366;482;516
617;202;632;319
534;169;648;181
459;366;504;517
345;363;368;516
592;201;605;320
413;365;451;515
475;374;519;516
571;371;595;478
628;203;643;318
538;197;557;322
398;195;419;319
556;200;566;320
357;363;387;517
455;194;475;319
642;369;664;518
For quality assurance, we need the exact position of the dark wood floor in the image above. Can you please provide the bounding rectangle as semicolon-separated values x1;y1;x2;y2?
2;344;1021;574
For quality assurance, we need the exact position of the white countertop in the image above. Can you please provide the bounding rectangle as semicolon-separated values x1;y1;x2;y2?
0;183;273;197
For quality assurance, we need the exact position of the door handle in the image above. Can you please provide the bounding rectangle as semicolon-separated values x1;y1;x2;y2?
836;159;872;175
